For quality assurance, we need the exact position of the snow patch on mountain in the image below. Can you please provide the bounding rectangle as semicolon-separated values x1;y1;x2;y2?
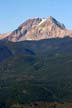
38;18;46;26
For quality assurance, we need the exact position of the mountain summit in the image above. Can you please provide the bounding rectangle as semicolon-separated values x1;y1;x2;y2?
1;16;72;42
47;16;65;29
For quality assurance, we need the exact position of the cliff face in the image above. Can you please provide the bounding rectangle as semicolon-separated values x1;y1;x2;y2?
1;16;72;42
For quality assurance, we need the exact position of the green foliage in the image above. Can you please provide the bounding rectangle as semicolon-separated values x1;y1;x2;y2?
0;38;72;107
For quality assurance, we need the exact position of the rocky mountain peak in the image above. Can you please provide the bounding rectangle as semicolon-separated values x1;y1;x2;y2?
47;16;66;29
20;18;42;28
0;16;72;42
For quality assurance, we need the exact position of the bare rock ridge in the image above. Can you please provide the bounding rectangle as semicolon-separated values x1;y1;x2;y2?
0;32;11;40
47;16;65;29
1;16;72;42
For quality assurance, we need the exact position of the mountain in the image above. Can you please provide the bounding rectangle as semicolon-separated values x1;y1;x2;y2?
0;37;72;104
0;17;72;107
1;16;72;42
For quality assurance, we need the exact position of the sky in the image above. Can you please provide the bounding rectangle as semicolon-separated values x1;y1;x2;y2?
0;0;72;33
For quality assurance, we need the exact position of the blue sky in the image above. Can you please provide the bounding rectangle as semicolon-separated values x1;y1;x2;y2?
0;0;72;33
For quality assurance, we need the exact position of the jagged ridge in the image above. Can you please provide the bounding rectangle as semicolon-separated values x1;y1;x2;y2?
1;16;72;42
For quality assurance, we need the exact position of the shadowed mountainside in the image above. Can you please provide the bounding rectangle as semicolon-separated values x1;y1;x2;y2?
0;37;72;107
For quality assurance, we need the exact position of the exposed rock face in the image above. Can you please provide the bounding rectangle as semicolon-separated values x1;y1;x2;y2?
1;16;72;42
0;32;11;40
6;18;42;41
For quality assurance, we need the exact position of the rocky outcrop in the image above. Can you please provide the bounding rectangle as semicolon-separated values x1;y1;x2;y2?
0;32;11;40
1;16;72;42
